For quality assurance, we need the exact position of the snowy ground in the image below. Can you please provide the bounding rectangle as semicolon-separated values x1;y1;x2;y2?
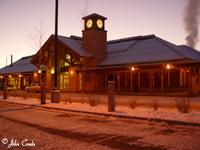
1;96;200;125
0;101;200;150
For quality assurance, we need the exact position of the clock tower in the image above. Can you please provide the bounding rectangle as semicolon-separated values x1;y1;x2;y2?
82;13;107;67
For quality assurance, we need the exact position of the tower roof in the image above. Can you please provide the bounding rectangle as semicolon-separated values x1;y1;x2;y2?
82;13;107;20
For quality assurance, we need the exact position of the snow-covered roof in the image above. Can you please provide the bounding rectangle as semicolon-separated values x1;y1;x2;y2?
0;55;35;74
100;35;200;66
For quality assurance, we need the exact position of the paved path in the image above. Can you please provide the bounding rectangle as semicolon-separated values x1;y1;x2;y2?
0;101;200;150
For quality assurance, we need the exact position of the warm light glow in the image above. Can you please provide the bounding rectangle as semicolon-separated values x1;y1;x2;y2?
51;67;55;74
0;75;3;79
9;75;12;78
70;71;74;75
38;69;42;74
166;64;171;70
131;66;135;71
34;73;37;77
19;74;22;78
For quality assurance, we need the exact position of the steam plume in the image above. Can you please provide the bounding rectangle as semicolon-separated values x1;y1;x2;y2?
183;0;200;48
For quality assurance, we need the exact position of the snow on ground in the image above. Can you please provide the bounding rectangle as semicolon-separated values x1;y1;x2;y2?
1;95;200;124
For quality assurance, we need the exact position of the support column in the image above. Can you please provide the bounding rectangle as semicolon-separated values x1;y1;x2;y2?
161;70;164;92
138;72;140;89
125;72;127;87
117;72;120;91
149;72;152;92
104;72;108;91
188;69;193;94
131;72;133;90
180;69;183;87
168;70;170;87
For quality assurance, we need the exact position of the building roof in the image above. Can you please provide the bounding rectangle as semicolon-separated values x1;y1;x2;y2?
57;35;92;57
100;34;200;66
0;55;35;74
35;34;200;67
82;13;107;20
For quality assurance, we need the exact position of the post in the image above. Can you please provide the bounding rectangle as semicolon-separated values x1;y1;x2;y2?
51;0;60;103
108;81;115;112
40;82;46;104
188;69;193;95
161;70;164;92
117;72;120;91
3;77;7;100
149;72;152;92
138;72;140;89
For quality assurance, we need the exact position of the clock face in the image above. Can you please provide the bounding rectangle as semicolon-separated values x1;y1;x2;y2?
97;19;103;28
86;19;93;28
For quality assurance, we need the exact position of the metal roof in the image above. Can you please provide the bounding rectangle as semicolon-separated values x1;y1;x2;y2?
100;35;200;66
57;35;92;57
0;55;35;74
178;45;200;61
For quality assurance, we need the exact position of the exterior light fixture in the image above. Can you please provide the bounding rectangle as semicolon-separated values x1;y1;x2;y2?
19;74;22;78
70;71;74;75
9;75;12;78
38;69;42;74
0;75;3;79
51;67;55;74
166;64;171;70
131;66;135;71
34;73;37;77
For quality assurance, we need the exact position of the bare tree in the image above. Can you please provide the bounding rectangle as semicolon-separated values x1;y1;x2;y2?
79;0;89;29
26;21;47;51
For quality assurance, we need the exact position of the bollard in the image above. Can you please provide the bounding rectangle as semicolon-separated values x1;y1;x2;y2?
3;85;7;100
51;88;60;103
108;81;115;112
3;81;8;100
40;82;46;104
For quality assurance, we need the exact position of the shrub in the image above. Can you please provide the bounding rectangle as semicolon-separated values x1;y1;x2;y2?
129;96;137;110
88;95;100;107
81;93;85;104
152;99;159;111
175;97;190;113
64;95;72;104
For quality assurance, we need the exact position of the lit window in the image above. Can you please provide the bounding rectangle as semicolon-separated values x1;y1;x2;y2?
66;54;71;60
64;62;70;66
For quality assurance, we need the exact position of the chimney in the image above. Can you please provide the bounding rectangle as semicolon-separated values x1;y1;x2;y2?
11;55;13;65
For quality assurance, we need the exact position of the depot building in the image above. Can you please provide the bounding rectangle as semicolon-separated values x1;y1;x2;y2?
1;13;200;95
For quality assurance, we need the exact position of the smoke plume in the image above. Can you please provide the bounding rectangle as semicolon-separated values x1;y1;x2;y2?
183;0;200;48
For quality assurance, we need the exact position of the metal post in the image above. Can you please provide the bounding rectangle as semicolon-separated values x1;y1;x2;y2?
54;0;58;88
51;0;60;103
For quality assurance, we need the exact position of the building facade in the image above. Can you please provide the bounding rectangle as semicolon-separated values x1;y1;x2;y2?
1;13;200;95
0;55;35;90
31;13;200;95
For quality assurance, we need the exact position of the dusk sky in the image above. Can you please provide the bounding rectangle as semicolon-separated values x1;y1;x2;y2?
0;0;199;68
